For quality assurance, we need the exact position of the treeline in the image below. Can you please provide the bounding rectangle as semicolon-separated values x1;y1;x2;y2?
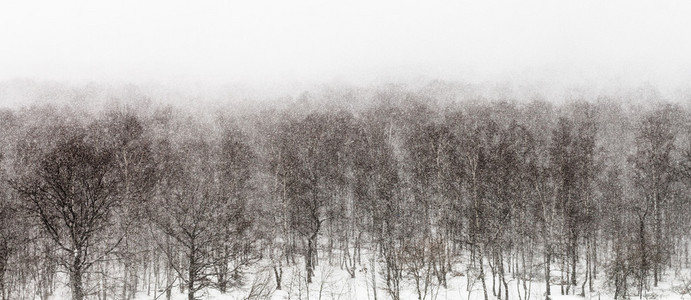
0;87;691;300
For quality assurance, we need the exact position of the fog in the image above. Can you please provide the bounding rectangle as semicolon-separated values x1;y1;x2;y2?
2;0;691;105
4;3;691;300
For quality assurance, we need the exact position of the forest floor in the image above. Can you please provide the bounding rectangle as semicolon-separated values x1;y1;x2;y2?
43;254;691;300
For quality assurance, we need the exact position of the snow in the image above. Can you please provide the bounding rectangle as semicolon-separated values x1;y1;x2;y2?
39;254;691;300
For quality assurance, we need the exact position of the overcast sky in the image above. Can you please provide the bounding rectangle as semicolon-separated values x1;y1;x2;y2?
2;0;691;92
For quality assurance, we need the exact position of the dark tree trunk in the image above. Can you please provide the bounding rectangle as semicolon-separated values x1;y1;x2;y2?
122;262;128;300
219;272;227;293
570;233;577;289
274;265;282;290
639;214;647;297
188;248;196;300
306;236;316;284
479;250;489;300
101;262;108;300
545;242;551;300
0;251;6;300
654;193;661;288
71;267;84;300
500;251;509;300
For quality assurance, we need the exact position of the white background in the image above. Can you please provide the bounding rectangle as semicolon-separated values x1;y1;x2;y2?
1;0;691;91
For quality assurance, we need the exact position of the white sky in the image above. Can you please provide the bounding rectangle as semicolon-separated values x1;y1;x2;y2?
1;0;691;91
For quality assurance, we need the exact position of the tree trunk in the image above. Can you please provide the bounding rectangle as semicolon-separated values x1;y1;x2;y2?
71;267;84;300
588;238;594;292
489;254;496;297
274;264;283;290
166;264;172;300
306;238;314;284
500;251;509;300
218;246;229;294
166;241;173;300
560;257;565;295
371;251;378;300
685;241;688;268
306;233;318;284
188;247;196;300
0;253;6;300
122;263;129;300
654;190;661;287
570;233;577;289
592;238;597;280
101;262;108;300
639;215;647;297
145;259;150;296
544;242;551;300
479;251;489;300
131;264;138;300
219;272;227;293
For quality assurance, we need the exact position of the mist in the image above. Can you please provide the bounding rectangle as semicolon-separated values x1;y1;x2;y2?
2;0;691;106
5;2;691;300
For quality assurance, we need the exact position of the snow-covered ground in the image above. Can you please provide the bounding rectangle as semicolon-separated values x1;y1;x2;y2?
39;254;691;300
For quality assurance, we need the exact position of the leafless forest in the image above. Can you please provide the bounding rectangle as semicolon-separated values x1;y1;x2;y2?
1;82;691;300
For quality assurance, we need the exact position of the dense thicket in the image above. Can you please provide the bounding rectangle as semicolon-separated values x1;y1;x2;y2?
0;86;690;300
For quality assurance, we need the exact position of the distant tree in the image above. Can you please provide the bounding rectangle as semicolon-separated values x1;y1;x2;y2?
0;151;26;300
150;138;228;300
401;102;454;291
13;131;123;300
599;166;636;299
630;104;683;287
451;105;494;300
3;83;691;300
0;112;21;300
550;105;598;294
211;125;255;294
98;110;157;300
275;111;356;284
485;117;535;300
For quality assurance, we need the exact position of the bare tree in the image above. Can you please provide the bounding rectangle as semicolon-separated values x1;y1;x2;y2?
275;111;355;284
211;125;255;294
13;131;123;300
630;104;683;287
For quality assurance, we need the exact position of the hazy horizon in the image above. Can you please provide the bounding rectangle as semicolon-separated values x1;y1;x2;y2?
2;0;691;110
